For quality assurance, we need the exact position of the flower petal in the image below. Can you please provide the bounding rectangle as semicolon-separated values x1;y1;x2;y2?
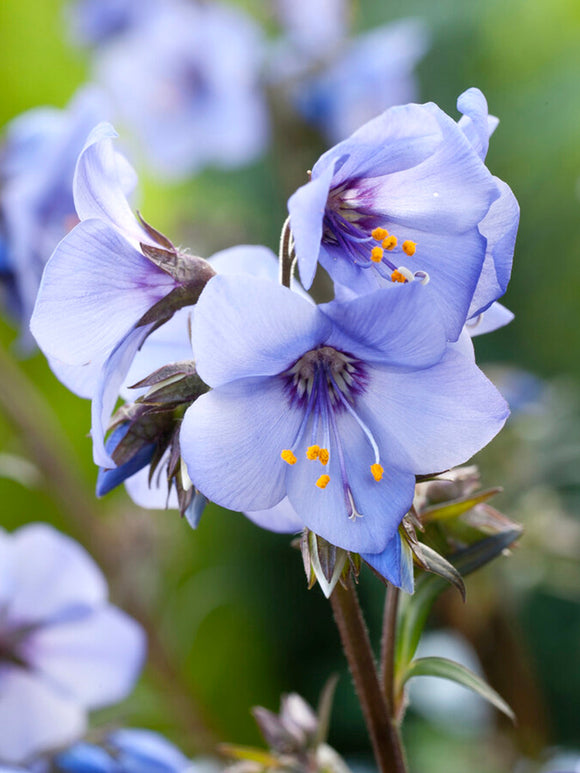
73;122;148;248
321;281;446;368
456;87;495;160
362;531;414;593
181;377;302;512
30;219;175;367
286;408;415;553
26;605;146;710
466;302;514;337
0;665;86;765
5;524;106;628
287;162;336;289
192;275;331;387
358;352;509;474
244;497;304;534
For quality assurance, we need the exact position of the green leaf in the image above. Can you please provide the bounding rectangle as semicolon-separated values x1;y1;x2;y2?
421;488;503;523
315;674;339;747
395;528;522;672
219;743;281;766
403;656;515;722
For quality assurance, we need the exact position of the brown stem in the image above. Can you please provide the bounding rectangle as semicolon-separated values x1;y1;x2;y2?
0;342;218;752
380;583;400;711
330;576;407;773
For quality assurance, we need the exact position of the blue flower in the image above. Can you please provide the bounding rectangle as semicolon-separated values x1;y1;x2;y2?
287;89;517;341
0;87;109;344
94;2;269;179
274;0;348;58
55;729;195;773
30;122;214;466
180;274;508;555
0;524;145;765
64;0;159;48
292;19;429;144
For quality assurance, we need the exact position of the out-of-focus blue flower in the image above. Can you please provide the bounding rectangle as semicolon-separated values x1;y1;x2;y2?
180;273;508;558
55;728;193;772
65;0;158;48
30;122;214;467
94;1;269;180
293;19;429;144
287;89;518;342
0;524;145;766
274;0;348;58
0;87;109;345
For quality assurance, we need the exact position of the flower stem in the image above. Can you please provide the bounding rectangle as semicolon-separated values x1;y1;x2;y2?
380;582;400;711
278;215;295;288
330;576;407;773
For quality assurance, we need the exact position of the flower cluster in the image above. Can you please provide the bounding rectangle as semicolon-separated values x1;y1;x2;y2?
30;87;518;593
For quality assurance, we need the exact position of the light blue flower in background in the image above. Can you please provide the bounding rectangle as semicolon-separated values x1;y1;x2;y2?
64;0;159;48
55;729;195;773
180;273;508;557
293;19;430;144
0;87;109;344
287;89;518;342
0;524;145;766
94;1;269;180
274;0;348;57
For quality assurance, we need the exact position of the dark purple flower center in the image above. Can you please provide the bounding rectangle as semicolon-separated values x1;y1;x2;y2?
280;346;384;517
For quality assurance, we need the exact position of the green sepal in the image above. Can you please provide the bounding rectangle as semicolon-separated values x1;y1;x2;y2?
421;487;503;523
403;656;515;722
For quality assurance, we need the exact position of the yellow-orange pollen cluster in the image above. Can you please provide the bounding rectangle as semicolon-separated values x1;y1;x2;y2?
370;227;416;270
280;445;384;488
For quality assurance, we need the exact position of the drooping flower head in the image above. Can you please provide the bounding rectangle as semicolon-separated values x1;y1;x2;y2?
0;524;145;766
30;122;215;466
288;88;518;341
0;87;109;344
94;1;269;179
180;273;508;558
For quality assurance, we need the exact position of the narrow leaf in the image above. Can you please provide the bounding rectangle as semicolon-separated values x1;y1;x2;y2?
404;656;515;722
315;674;339;747
218;744;280;766
421;488;502;523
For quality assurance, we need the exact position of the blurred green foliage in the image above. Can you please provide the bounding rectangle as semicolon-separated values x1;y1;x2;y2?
1;0;580;770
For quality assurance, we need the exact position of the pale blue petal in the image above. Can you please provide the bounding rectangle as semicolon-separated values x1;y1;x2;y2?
192;275;331;387
286;408;414;553
30;219;175;366
466;302;514;337
73;122;148;248
362;531;414;593
456;88;493;160
469;177;519;318
91;323;154;467
56;742;113;773
0;664;86;765
26;605;146;709
358;352;509;474
288;162;336;289
245;497;304;534
109;728;190;773
5;524;106;628
181;377;302;512
123;459;178;510
321;281;446;367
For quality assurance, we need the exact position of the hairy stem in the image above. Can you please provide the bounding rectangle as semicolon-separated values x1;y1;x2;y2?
380;583;400;711
330;576;407;773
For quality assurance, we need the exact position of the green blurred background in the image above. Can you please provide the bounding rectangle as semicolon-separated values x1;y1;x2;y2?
1;1;580;771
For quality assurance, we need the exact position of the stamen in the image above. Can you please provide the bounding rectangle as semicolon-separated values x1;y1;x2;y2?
402;240;416;256
370;246;384;263
370;463;384;482
319;448;330;466
415;270;430;286
391;266;415;284
316;474;331;489
306;445;320;460
383;235;397;251
372;227;388;241
281;449;297;465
